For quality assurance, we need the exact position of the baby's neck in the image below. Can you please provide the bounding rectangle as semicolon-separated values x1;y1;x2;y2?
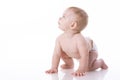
64;30;80;38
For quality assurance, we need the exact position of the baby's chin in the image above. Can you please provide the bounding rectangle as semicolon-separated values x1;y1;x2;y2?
58;26;61;29
58;26;64;31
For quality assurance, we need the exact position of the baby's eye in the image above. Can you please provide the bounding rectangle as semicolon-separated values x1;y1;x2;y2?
62;16;65;18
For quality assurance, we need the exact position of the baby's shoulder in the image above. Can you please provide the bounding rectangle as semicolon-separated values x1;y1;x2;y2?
74;34;90;45
74;33;85;40
74;34;92;40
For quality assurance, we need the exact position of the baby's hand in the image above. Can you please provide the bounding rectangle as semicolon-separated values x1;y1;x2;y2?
45;69;58;74
72;69;86;76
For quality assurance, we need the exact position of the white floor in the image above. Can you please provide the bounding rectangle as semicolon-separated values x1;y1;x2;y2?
0;55;120;80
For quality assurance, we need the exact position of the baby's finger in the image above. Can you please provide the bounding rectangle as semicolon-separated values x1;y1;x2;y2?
71;72;86;76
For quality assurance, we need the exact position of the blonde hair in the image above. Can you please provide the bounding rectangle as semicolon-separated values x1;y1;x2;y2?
68;7;88;32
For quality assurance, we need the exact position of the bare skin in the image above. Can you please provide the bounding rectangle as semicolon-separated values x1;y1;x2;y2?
45;7;108;76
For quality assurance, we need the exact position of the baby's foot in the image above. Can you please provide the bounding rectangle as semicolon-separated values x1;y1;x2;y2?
60;64;74;69
100;59;108;69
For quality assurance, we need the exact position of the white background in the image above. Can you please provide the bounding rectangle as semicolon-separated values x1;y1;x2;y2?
0;0;120;80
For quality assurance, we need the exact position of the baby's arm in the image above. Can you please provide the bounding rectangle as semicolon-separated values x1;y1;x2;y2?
72;37;89;76
45;37;62;74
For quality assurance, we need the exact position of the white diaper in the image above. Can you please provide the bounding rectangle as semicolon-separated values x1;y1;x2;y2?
85;37;97;52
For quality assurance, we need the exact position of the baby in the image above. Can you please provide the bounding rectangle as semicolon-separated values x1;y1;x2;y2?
45;7;108;76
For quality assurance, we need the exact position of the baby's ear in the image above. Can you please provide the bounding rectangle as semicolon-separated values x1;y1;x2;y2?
70;21;77;30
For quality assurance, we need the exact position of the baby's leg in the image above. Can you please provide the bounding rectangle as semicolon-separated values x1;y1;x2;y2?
61;52;74;69
89;51;108;71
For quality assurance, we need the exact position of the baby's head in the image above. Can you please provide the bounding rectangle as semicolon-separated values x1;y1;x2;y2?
58;7;88;32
